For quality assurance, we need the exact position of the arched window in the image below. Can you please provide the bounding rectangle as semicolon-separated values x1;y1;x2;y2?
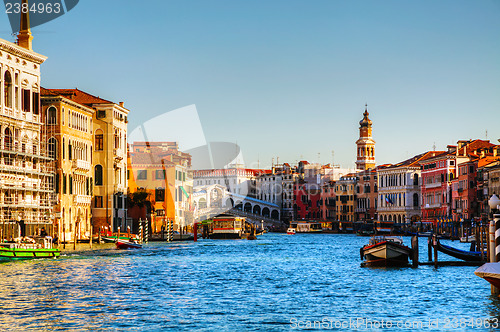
4;71;12;108
48;137;57;159
413;174;419;186
95;165;103;186
3;127;12;150
47;106;57;125
413;193;419;207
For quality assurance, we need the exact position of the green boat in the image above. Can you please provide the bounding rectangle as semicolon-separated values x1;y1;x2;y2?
101;235;140;243
0;237;60;261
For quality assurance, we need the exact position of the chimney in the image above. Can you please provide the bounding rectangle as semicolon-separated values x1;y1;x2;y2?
119;102;124;107
463;146;467;157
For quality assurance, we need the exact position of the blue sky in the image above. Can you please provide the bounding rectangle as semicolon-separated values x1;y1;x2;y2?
2;0;499;169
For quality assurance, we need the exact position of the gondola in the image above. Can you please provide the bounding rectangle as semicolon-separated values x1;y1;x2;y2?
436;240;483;262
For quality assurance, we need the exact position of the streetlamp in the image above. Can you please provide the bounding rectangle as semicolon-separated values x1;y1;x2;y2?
488;194;500;263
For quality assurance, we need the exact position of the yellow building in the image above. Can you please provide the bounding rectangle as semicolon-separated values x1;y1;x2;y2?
128;142;193;233
335;174;358;230
38;89;129;233
41;89;94;242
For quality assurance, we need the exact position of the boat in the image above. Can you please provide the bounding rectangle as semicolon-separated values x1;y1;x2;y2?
374;221;394;233
460;234;476;243
286;228;296;235
172;231;195;241
102;234;141;243
361;236;411;267
115;239;143;249
356;229;375;236
475;263;500;288
209;215;246;239
0;236;60;261
288;221;322;233
436;240;483;262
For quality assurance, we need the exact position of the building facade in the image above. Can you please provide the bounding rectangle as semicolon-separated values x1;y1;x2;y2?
0;16;55;239
334;174;357;227
355;168;378;223
128;142;193;232
41;90;94;241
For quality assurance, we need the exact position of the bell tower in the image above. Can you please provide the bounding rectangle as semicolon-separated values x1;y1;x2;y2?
17;0;33;50
356;104;376;170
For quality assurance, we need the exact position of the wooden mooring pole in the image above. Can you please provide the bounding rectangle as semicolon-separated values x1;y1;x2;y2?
411;235;419;267
428;234;432;262
433;234;438;268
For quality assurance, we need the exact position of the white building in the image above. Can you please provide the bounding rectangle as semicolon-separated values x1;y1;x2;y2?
193;166;265;198
377;152;436;224
0;13;54;237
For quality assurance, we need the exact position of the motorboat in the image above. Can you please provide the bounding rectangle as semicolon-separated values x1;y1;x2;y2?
115;239;143;249
361;236;411;267
286;228;296;235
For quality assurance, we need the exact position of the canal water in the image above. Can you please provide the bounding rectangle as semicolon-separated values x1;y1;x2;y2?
1;233;499;331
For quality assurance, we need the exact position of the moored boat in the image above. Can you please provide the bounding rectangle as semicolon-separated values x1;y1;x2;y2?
209;216;246;239
460;234;476;243
475;263;500;288
0;237;60;261
115;239;143;249
436;240;483;262
361;236;411;267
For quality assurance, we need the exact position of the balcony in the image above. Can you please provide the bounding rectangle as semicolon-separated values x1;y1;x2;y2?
425;182;442;189
423;203;441;209
73;195;92;205
72;159;91;172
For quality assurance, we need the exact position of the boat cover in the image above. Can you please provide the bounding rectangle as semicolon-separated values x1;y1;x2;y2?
475;263;500;278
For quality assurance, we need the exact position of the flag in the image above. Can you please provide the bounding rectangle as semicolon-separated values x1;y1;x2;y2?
385;196;393;205
180;186;189;199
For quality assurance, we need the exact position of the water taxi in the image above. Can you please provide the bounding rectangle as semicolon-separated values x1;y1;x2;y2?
288;221;323;233
210;216;246;239
0;237;60;261
286;228;296;235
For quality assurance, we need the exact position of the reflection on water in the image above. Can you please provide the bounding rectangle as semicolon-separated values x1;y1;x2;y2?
0;234;499;331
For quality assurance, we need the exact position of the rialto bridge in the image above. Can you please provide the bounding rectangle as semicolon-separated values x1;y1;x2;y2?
192;184;281;224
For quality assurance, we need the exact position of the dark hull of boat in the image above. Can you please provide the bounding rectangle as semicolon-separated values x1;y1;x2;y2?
209;232;242;239
115;240;142;249
484;277;500;289
361;257;410;267
361;241;411;267
436;241;483;262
